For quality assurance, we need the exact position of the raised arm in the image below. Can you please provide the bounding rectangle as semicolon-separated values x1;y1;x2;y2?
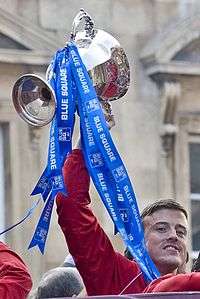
56;149;146;295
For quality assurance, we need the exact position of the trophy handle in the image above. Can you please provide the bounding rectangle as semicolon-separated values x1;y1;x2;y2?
12;74;56;127
70;9;96;41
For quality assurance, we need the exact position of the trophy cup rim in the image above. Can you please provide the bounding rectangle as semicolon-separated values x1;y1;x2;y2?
12;73;56;127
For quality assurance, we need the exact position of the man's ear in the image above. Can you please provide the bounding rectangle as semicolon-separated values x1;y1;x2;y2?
186;251;189;264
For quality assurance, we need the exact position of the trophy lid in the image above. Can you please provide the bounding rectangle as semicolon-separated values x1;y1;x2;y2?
75;29;120;71
12;74;56;127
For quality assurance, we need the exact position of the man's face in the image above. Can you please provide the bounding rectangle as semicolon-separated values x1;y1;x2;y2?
143;208;188;276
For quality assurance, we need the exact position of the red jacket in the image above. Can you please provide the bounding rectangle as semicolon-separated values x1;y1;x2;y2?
0;242;32;299
56;149;147;295
144;272;200;293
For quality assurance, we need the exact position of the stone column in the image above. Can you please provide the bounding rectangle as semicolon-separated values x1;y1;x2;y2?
158;81;181;199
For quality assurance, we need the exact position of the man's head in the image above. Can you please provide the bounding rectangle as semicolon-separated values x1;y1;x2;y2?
34;267;84;298
142;199;188;276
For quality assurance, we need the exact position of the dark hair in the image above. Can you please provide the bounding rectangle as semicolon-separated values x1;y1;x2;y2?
141;199;188;220
35;267;84;299
124;247;133;261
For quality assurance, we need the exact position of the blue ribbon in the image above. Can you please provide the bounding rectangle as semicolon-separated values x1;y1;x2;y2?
68;43;160;282
0;198;41;236
29;49;75;253
28;192;55;254
28;40;160;282
0;48;74;250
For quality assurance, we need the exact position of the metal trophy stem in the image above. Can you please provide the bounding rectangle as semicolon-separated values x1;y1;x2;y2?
12;9;130;127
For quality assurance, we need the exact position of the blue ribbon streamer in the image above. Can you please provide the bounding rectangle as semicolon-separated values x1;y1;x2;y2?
29;49;75;253
0;198;41;236
68;43;160;282
27;40;159;282
28;191;55;253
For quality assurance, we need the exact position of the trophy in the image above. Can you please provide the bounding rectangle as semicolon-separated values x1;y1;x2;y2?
12;9;130;127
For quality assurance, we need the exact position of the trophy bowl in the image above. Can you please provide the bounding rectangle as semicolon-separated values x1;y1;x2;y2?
12;74;56;127
75;28;130;101
89;46;130;101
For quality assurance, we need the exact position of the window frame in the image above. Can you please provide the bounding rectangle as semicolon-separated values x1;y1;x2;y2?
188;135;200;259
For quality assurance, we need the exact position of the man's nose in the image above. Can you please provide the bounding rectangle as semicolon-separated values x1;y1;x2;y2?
167;227;178;240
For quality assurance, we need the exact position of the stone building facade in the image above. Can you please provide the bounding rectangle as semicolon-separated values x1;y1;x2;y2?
0;0;200;286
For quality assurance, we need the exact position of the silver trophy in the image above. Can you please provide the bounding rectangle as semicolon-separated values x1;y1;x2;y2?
12;9;130;127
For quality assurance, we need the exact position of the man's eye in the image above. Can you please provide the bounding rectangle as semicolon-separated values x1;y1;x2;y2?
156;227;166;232
177;230;186;238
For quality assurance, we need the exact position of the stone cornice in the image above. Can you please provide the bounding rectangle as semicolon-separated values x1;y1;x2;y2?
0;49;53;65
141;13;200;66
145;61;200;77
0;7;61;52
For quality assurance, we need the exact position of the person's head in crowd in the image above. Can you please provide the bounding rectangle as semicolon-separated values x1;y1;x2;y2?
34;266;84;298
125;199;188;276
62;253;76;268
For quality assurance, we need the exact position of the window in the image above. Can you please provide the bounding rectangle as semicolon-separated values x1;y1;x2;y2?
189;142;200;259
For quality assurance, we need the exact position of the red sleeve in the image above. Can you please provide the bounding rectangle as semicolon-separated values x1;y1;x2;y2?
144;272;200;293
0;242;32;299
56;149;147;295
